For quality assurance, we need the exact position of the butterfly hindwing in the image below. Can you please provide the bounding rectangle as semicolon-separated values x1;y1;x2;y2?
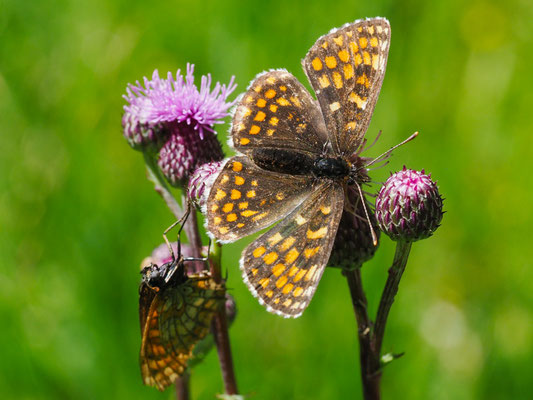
240;182;344;317
206;156;314;243
232;70;329;155
302;18;390;155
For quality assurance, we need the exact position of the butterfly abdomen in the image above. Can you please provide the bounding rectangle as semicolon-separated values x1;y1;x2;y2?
251;148;315;175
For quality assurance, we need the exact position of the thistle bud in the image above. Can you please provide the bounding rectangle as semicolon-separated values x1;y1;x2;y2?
157;126;224;187
376;167;443;242
188;160;224;209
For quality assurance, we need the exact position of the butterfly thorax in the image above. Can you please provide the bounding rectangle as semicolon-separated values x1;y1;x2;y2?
312;156;350;178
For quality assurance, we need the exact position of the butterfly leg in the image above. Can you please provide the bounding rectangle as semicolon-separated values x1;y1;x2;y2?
163;201;192;262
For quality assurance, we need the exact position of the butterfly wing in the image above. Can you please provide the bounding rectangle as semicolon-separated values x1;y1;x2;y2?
231;69;329;155
139;282;157;336
139;276;224;391
302;17;391;155
206;156;314;242
240;182;344;318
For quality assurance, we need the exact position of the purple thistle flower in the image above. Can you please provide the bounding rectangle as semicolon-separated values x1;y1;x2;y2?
123;64;237;143
375;167;444;242
123;64;236;184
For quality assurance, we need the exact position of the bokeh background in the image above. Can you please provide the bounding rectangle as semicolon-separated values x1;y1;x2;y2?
1;0;532;399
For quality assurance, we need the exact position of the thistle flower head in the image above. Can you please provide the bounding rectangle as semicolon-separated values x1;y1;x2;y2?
123;64;237;144
188;161;224;209
122;65;235;185
329;190;379;269
376;167;443;242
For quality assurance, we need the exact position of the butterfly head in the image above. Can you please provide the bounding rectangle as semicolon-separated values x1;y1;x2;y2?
141;259;186;291
347;155;372;186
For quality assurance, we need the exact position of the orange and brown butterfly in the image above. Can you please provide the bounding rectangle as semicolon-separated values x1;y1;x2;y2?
205;18;391;318
139;250;225;391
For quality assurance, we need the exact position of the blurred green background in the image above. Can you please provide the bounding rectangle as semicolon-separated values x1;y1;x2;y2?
1;0;532;399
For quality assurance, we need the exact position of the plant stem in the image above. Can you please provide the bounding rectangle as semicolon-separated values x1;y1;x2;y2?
143;152;238;396
345;240;412;399
209;242;239;395
175;373;190;400
144;152;183;218
374;240;412;355
345;268;381;400
143;152;201;268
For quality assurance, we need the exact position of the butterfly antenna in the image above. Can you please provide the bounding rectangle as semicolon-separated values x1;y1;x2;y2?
355;181;378;246
365;131;418;169
356;129;382;157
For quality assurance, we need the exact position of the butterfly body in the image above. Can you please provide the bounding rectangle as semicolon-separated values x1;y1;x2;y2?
207;17;390;317
139;257;225;391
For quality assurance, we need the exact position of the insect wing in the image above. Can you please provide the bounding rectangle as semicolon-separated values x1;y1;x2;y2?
240;182;344;317
139;276;224;391
232;70;328;155
206;156;314;242
302;18;390;155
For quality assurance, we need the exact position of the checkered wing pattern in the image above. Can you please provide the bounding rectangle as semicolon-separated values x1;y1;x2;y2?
206;156;314;242
232;70;328;155
139;275;225;391
241;182;344;317
303;18;390;155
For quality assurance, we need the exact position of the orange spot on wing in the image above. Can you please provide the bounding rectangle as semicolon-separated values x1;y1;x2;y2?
332;72;343;89
312;57;323;71
253;246;266;258
338;49;350;62
263;252;279;265
232;161;243;172
272;263;286;277
227;213;237;222
231;189;241;199
276;275;288;288
265;89;276;99
254;111;266;121
325;56;337;69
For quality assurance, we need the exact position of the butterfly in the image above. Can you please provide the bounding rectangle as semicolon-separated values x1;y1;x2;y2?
139;237;225;390
206;17;391;318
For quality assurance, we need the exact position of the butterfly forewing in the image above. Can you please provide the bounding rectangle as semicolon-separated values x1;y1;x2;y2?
139;272;225;391
206;156;314;242
241;182;344;317
303;18;390;155
232;70;328;155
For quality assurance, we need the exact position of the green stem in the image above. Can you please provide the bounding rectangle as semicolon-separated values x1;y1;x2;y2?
374;240;412;357
209;243;239;395
345;268;381;400
143;152;183;218
175;373;190;400
345;240;413;400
